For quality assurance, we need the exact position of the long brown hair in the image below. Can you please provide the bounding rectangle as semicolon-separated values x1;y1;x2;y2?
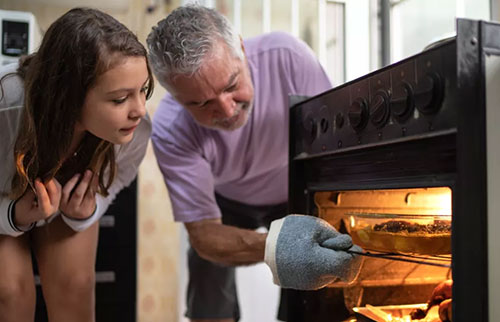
9;7;154;199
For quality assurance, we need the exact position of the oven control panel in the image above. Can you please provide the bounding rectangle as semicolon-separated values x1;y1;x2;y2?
291;39;458;159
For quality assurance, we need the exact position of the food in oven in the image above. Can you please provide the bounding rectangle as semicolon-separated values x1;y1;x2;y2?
345;213;451;255
353;303;441;321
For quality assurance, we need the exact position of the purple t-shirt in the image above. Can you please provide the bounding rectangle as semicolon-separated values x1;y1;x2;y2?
152;31;332;223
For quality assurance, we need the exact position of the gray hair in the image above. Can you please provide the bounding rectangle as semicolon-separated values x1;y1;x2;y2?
146;5;244;90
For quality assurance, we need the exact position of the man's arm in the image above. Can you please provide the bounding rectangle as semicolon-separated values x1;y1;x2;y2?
185;218;267;266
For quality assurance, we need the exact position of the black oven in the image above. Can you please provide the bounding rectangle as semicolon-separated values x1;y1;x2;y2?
286;18;500;322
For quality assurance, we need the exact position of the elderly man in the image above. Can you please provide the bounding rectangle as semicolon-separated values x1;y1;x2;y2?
147;5;361;322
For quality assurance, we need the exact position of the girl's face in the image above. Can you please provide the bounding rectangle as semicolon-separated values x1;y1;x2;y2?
77;56;149;145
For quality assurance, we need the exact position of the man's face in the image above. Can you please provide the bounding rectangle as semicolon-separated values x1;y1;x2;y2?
168;40;254;131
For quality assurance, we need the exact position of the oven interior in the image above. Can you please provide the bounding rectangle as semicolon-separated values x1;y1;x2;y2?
313;187;452;321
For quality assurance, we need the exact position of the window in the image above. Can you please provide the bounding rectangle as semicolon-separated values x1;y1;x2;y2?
323;1;345;85
387;0;490;63
200;0;373;85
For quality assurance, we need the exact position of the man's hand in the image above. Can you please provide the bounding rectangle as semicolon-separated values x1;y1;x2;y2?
185;218;267;266
60;170;98;220
14;178;62;227
264;214;362;290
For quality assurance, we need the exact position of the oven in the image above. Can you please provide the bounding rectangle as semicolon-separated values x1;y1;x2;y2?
286;18;500;322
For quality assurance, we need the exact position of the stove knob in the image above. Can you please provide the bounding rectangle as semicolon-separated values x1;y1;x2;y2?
335;112;344;129
415;72;444;114
390;81;415;123
312;120;319;139
348;98;369;132
303;113;319;143
308;118;319;141
370;90;390;128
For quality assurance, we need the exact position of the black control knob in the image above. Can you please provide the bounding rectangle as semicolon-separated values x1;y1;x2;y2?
309;118;319;141
348;98;369;132
390;81;414;123
370;90;390;128
303;114;319;143
335;112;344;129
415;72;444;114
318;106;330;133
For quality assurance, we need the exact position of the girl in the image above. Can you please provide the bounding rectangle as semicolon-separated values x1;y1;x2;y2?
0;7;153;322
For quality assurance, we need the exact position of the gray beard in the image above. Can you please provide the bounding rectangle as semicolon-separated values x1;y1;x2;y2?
208;100;254;131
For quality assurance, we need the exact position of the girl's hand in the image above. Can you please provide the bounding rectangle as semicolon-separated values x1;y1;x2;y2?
438;298;452;322
430;280;452;303
14;178;62;227
60;170;98;220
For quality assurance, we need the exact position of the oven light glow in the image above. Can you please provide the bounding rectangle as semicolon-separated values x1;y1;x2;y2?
350;215;355;228
436;191;452;215
407;188;452;215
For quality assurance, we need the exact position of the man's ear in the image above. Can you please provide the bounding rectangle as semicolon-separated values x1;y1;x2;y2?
239;35;246;55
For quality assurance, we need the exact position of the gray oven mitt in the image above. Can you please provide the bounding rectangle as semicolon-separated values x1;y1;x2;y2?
264;214;363;290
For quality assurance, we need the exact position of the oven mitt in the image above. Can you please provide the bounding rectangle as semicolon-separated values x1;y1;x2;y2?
264;214;363;290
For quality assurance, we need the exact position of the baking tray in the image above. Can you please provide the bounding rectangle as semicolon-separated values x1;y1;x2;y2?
345;213;451;255
353;303;441;322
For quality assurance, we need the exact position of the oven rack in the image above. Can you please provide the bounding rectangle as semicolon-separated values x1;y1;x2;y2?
346;249;451;268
